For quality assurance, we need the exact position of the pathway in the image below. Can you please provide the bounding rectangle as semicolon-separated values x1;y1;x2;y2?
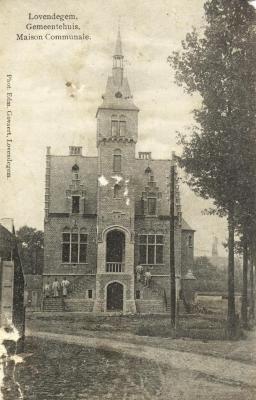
27;329;256;389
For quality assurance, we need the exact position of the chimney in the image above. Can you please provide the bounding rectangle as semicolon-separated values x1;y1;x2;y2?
139;152;151;160
69;146;83;156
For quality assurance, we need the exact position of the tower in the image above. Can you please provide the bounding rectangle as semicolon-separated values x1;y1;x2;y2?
94;28;139;313
212;235;218;258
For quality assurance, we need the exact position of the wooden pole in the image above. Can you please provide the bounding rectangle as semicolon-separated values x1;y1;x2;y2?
227;205;236;338
170;164;176;329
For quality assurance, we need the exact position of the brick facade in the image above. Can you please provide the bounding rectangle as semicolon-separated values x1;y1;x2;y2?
43;29;194;314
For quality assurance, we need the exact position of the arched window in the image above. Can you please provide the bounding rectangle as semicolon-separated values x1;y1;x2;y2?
119;115;126;136
111;115;119;136
72;164;79;180
113;149;121;172
145;167;152;175
114;184;121;198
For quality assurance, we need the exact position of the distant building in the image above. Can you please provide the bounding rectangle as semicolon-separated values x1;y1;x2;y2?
0;219;25;345
43;29;195;314
210;235;229;270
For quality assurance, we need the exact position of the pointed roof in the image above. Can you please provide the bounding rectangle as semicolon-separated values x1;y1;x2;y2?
114;26;123;57
182;218;195;232
96;27;139;114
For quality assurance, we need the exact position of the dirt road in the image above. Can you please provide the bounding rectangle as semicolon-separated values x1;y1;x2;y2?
27;329;256;399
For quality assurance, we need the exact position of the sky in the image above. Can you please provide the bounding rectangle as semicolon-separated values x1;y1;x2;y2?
0;0;230;256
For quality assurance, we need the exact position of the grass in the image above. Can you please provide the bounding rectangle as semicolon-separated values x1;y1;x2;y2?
27;310;243;341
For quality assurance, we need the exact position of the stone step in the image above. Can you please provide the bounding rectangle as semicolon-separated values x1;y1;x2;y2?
43;297;65;312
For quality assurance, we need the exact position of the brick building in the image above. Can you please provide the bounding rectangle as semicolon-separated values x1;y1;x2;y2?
43;29;194;313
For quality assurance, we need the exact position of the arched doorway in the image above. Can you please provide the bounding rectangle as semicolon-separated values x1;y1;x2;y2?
106;230;125;272
107;282;124;311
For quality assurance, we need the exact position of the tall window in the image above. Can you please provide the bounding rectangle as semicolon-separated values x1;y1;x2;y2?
113;149;121;172
139;234;164;265
62;231;70;263
79;230;88;262
119;115;126;136
62;230;88;263
72;196;80;213
188;234;193;248
148;198;157;215
71;231;79;262
111;115;126;136
111;116;119;136
114;184;121;198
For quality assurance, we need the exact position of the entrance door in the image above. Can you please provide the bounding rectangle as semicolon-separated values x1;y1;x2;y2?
107;282;123;311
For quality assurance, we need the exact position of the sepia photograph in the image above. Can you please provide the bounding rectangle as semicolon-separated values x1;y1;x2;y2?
0;0;256;399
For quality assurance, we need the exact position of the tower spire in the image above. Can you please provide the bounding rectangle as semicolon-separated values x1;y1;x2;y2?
113;25;124;71
115;25;123;56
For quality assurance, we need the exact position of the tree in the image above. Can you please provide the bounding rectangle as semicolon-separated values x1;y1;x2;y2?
168;0;256;337
193;256;243;293
16;226;44;274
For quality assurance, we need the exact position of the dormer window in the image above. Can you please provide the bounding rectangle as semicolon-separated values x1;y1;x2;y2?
72;164;79;180
72;196;80;214
148;198;157;215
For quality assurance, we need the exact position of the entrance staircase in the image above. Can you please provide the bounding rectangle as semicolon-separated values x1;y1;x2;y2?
42;276;95;312
135;280;168;314
43;297;65;312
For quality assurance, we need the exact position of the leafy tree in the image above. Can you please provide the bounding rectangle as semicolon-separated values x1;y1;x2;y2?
16;226;44;274
168;0;256;337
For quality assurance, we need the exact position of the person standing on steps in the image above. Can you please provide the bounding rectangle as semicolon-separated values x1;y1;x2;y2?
61;277;70;297
145;270;151;287
52;278;60;298
44;281;51;298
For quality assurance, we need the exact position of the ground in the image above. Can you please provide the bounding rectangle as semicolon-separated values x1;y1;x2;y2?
1;303;256;399
6;334;256;400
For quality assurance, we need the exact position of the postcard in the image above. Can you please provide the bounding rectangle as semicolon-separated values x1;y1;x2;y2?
0;1;255;399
